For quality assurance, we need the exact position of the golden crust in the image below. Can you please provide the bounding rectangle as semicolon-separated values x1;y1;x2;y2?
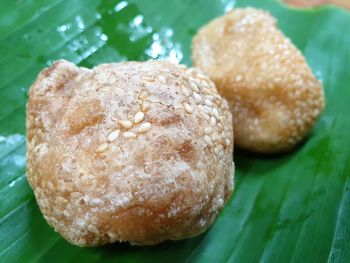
26;59;234;246
192;8;325;153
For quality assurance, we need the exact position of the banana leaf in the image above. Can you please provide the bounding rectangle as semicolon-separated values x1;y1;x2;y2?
0;0;349;262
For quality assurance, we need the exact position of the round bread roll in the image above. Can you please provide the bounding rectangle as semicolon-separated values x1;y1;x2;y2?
192;8;325;153
26;59;234;246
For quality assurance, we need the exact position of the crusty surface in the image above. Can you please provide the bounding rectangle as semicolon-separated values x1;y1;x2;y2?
26;59;234;246
192;8;325;153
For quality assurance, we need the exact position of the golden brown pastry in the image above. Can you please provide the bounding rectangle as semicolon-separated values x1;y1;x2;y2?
192;8;325;153
26;59;234;246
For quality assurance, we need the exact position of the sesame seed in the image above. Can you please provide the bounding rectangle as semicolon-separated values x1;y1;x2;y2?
200;111;210;120
141;101;150;111
77;239;87;246
207;95;214;101
98;85;112;92
201;105;211;114
111;114;119;122
159;68;170;73
205;127;213;134
203;88;213;94
137;122;152;133
200;80;209;88
181;86;190;96
139;66;152;72
88;224;100;234
139;90;149;100
235;75;242;82
197;73;207;80
193;92;202;101
178;64;187;71
190;81;200;92
225;139;231;146
71;192;82;198
212;132;219;141
142;76;155;82
205;99;213;106
212;108;220;119
158;75;166;83
214;146;221;155
119;120;132;129
186;68;195;75
312;109;320;117
108;231;118;240
96;143;108;152
204;135;214;146
109;74;116;83
288;138;296;144
183;102;193;114
57;196;67;204
47;181;54;191
133;112;145;124
107;129;120;142
208;82;216;89
123;131;136;138
210;116;217;125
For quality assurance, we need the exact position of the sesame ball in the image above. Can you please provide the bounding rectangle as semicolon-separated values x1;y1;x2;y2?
26;59;234;246
192;8;325;153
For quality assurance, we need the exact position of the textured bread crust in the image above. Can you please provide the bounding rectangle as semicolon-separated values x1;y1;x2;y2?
26;59;234;246
192;8;325;153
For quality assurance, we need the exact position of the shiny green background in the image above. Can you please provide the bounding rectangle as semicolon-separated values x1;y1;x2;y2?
0;0;350;262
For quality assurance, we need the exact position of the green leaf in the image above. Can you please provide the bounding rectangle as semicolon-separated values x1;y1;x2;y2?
1;0;349;262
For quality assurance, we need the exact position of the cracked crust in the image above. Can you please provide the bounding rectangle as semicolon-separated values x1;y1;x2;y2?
26;59;234;246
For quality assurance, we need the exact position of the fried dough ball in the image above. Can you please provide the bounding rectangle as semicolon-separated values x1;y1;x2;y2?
192;8;325;153
26;59;234;246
